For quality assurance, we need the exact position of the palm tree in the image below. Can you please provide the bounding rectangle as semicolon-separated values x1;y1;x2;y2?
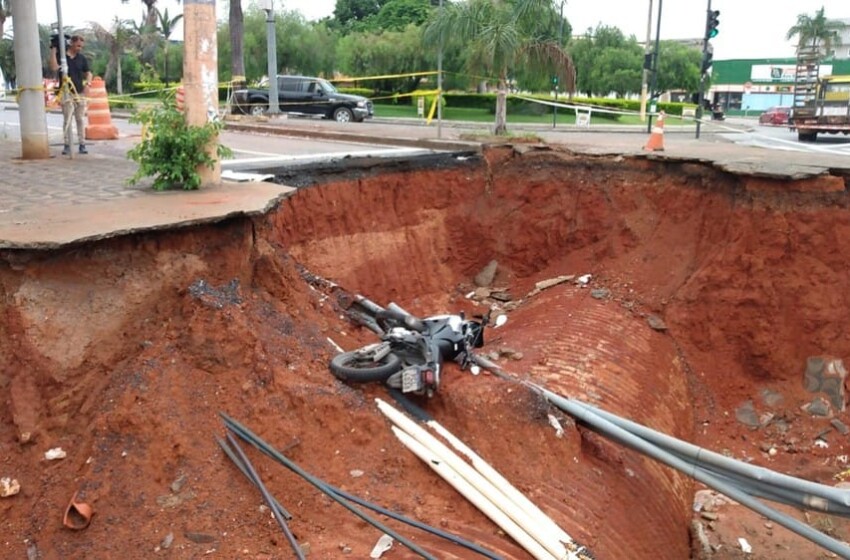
423;0;575;135
786;7;847;57
90;17;135;94
155;7;183;87
121;1;181;29
129;15;160;67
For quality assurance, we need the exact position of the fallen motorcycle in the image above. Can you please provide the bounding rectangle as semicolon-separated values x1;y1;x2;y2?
329;295;494;398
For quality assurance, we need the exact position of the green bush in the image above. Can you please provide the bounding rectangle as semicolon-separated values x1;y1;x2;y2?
131;82;168;97
127;96;232;191
108;97;136;111
337;87;373;98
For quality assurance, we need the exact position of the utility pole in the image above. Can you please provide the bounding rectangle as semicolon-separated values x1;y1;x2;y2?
183;0;221;186
12;0;49;159
646;0;662;133
262;0;280;114
639;0;653;122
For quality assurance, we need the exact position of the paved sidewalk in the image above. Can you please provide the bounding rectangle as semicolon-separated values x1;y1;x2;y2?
2;111;849;250
0;138;293;249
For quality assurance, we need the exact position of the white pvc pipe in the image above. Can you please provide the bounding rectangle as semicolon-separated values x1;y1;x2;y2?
426;419;575;548
377;399;569;560
391;426;559;560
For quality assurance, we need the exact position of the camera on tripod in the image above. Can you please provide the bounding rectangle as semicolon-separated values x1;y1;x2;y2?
49;33;70;50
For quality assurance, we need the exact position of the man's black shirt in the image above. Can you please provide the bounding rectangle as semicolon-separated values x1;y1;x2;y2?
58;51;90;93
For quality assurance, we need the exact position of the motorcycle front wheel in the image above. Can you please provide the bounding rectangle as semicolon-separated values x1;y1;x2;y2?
330;350;404;382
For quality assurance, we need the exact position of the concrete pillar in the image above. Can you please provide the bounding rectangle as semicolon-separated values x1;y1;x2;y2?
11;0;49;159
183;0;221;186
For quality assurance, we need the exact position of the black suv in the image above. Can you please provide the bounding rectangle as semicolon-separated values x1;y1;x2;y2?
234;75;373;123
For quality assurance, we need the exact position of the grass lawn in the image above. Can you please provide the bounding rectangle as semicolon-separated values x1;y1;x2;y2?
374;103;691;127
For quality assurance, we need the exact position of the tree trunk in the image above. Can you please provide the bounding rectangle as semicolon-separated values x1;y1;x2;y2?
229;0;245;87
163;43;169;88
494;76;508;135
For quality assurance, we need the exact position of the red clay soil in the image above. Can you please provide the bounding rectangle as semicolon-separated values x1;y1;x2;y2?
3;145;850;560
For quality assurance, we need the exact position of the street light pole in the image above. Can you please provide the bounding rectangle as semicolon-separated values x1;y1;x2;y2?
262;0;280;114
639;0;653;122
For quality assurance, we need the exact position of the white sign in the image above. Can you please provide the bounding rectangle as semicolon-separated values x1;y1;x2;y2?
751;64;833;82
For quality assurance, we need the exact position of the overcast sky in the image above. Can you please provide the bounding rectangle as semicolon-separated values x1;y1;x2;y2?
28;0;850;60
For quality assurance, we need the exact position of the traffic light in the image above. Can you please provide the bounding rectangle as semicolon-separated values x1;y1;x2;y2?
705;9;720;39
643;53;653;71
701;49;714;74
552;76;558;86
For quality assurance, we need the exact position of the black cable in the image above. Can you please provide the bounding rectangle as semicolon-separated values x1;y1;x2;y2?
223;431;305;560
222;413;502;558
221;413;438;560
215;436;292;520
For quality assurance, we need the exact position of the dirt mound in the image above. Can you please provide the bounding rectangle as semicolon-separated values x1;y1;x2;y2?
2;146;850;559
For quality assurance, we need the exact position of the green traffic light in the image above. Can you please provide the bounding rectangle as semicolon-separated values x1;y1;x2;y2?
707;10;720;39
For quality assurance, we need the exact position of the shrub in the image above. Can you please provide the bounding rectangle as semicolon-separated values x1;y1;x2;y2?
127;96;232;191
108;97;136;111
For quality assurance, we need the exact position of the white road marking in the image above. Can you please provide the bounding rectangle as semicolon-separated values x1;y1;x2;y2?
226;146;432;165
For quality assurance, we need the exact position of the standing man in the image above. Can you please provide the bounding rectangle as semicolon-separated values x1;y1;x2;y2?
49;35;92;155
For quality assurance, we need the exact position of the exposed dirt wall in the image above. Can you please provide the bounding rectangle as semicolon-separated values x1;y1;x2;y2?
2;146;850;559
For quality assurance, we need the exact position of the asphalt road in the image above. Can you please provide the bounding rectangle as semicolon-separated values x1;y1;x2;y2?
0;107;442;172
716;117;850;156
3;104;849;169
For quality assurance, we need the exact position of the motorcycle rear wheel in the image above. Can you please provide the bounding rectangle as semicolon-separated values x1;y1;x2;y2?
330;351;404;382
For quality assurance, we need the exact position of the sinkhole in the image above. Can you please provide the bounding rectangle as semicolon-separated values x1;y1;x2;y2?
3;144;850;559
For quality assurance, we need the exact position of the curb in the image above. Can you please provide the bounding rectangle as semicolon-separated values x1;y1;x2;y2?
224;121;481;152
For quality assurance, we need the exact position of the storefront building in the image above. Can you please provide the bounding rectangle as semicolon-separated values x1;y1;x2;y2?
710;58;850;115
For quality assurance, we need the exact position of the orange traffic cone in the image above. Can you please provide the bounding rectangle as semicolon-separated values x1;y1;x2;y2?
175;84;185;113
643;110;665;152
85;77;119;140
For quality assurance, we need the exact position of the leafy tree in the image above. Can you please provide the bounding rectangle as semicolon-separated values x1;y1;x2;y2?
219;8;338;81
656;40;701;94
89;17;135;94
568;32;594;95
336;25;430;92
155;7;183;86
786;7;847;57
372;0;432;31
333;0;388;32
423;0;575;134
592;46;642;97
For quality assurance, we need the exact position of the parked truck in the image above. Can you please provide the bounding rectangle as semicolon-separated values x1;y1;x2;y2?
790;46;850;142
233;75;373;123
